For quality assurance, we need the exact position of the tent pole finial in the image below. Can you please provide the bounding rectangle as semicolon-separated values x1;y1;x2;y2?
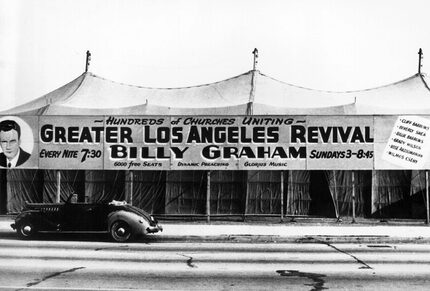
418;48;423;74
252;48;258;71
85;50;92;72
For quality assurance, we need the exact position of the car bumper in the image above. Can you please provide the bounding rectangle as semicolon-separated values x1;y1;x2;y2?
146;224;163;233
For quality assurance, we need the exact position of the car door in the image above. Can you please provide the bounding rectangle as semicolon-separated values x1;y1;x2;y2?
60;203;98;231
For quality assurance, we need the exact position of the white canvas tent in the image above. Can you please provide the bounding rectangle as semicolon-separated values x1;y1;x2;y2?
1;68;430;221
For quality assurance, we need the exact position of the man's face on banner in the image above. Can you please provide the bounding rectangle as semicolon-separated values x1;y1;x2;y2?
0;129;20;160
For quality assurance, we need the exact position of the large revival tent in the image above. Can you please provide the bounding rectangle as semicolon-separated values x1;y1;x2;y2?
3;69;430;116
1;52;430;222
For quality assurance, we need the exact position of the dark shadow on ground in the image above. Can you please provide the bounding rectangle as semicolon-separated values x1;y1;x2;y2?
0;230;161;243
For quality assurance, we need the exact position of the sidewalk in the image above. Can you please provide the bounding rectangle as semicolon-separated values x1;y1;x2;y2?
2;216;430;244
164;224;430;244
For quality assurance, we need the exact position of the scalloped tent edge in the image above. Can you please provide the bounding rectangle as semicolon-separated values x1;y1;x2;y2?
2;70;430;115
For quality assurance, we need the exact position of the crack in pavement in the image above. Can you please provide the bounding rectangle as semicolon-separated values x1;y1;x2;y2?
178;253;197;268
367;245;392;248
95;245;129;251
276;270;327;291
18;267;85;290
312;238;373;269
326;243;373;270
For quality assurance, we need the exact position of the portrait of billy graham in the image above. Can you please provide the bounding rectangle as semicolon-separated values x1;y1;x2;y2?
0;119;32;168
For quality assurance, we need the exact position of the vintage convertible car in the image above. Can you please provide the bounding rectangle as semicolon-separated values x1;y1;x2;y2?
11;194;162;242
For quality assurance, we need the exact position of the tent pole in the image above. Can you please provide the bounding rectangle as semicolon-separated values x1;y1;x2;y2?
206;171;211;223
418;48;423;74
56;170;61;203
252;48;258;71
426;170;429;225
246;49;258;115
0;169;7;213
244;172;250;222
286;171;291;218
85;50;91;72
371;170;378;218
130;171;134;206
280;171;284;222
352;170;356;223
332;170;339;220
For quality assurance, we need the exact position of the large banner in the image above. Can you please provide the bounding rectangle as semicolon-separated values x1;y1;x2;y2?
1;115;430;170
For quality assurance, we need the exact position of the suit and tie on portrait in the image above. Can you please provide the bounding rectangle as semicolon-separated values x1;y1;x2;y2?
0;120;31;168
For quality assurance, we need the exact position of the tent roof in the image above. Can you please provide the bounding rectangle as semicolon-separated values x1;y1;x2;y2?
2;70;430;115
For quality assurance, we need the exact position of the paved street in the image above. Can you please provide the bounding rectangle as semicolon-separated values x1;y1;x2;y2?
1;235;430;290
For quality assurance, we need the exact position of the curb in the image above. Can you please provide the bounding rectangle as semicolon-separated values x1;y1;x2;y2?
1;231;429;244
156;234;430;244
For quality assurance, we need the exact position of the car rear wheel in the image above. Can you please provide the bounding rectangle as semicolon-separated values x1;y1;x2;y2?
110;221;132;242
17;220;37;239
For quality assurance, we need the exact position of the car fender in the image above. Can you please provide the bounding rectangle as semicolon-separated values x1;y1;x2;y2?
107;210;150;235
12;211;41;229
15;210;41;224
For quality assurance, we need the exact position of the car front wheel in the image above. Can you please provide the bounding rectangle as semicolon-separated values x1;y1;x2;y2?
110;221;132;242
17;220;37;239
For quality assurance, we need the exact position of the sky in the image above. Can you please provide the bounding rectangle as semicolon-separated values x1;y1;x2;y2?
0;0;429;110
